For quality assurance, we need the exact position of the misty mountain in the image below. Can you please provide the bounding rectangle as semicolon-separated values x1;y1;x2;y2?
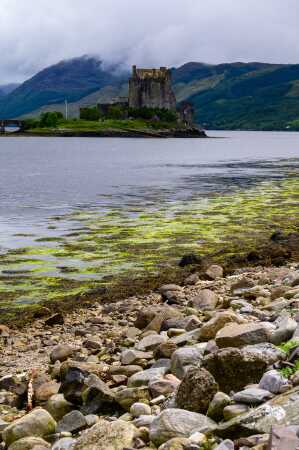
0;83;20;97
1;56;299;130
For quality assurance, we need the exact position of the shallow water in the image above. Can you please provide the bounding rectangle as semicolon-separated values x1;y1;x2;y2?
0;131;298;317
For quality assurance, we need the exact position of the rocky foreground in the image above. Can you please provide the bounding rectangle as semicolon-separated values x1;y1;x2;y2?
1;262;299;449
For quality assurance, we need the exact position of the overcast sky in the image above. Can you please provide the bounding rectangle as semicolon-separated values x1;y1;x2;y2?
0;0;298;83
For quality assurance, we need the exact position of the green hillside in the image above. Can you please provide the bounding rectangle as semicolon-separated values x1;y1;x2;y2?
2;58;299;130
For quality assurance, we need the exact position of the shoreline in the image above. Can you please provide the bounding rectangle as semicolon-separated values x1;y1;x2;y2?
0;127;207;139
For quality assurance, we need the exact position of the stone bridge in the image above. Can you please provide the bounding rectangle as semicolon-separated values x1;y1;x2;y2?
0;120;25;133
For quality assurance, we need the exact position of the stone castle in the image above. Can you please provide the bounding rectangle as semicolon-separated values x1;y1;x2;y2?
128;65;177;111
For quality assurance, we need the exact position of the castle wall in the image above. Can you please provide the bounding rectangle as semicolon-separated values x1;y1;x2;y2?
129;66;177;111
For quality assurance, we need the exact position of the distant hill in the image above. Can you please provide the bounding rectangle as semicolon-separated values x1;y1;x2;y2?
1;57;299;130
0;83;20;97
0;56;127;119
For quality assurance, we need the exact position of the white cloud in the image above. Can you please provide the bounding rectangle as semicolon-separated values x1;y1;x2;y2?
0;0;298;83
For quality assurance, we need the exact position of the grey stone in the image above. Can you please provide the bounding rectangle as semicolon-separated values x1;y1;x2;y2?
203;343;285;393
136;334;168;352
206;264;224;280
214;440;234;450
216;386;299;439
81;374;116;414
45;394;73;421
115;386;150;411
191;289;218;311
7;437;51;450
127;367;167;388
223;404;249;421
130;402;152;417
259;370;289;394
207;392;231;421
52;438;77;450
215;323;273;348
270;313;298;345
56;410;87;433
121;349;153;365
149;408;216;446
233;388;273;405
3;408;57;447
176;367;218;414
50;345;75;363
133;415;156;428
169;329;201;346
171;343;206;379
268;425;299;450
73;419;136;450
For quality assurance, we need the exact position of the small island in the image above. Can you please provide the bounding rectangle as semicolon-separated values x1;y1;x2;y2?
10;66;207;138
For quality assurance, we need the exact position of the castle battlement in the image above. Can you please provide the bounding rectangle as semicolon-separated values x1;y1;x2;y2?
129;65;176;111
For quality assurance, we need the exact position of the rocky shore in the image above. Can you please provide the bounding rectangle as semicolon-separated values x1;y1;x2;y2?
1;251;299;449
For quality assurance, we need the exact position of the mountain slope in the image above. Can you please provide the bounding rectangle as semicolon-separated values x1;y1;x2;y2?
0;57;127;118
2;58;299;130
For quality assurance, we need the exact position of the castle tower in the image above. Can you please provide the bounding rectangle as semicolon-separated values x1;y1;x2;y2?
129;66;177;111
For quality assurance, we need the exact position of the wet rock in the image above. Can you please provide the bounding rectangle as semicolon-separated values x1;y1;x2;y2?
199;311;246;341
52;437;77;450
259;370;289;394
205;264;224;280
136;334;168;352
223;404;249;421
56;410;87;433
45;314;64;326
81;374;116;414
215;323;272;348
268;425;299;450
216;386;299;438
50;345;75;363
191;289;218;311
149;408;216;446
203;344;285;393
115;386;150;410
130;402;152;417
73;419;136;450
233;388;273;405
176;367;218;414
3;408;57;446
171;343;206;379
45;394;73;421
128;367;167;388
207;392;231;422
7;436;51;450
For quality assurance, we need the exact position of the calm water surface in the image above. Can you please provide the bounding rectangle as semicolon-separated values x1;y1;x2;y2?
0;130;298;250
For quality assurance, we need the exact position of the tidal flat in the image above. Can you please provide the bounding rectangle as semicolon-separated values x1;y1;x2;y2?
0;173;298;324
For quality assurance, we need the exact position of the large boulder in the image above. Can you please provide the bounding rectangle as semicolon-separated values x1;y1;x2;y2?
81;374;116;414
216;386;299;439
7;437;50;450
268;425;299;450
203;343;285;393
199;311;246;341
191;289;218;311
73;419;136;450
149;409;216;446
176;367;218;413
171;343;206;379
45;394;73;421
215;323;273;348
2;408;56;447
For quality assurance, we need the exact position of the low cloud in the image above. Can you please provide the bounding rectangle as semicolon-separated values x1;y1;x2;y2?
0;0;298;83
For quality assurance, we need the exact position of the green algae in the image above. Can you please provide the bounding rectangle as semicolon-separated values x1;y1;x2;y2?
0;175;298;323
